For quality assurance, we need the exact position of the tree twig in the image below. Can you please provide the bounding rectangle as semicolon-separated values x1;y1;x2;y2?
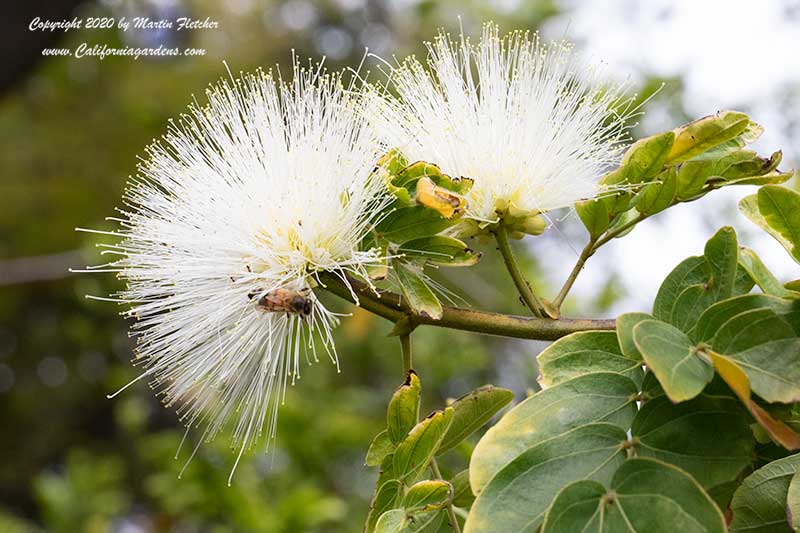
431;457;461;533
493;225;547;318
317;272;615;341
399;334;412;374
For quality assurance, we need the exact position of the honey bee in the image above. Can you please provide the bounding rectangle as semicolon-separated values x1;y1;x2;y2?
249;287;313;317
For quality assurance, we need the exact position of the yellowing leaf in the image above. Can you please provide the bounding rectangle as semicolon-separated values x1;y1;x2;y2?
415;176;466;219
709;351;800;450
667;111;750;163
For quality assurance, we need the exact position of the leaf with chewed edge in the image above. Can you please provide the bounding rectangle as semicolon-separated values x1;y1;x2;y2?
393;407;454;482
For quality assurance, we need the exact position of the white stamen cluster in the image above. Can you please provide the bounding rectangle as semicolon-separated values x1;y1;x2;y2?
85;64;390;481
371;23;633;223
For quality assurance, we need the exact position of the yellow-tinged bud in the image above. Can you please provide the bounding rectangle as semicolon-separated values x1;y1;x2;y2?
415;176;466;218
521;214;547;235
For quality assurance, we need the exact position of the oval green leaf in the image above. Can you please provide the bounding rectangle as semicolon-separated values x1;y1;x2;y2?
634;167;677;216
367;429;395;467
465;423;628;533
387;370;421;445
393;408;454;481
542;458;726;533
727;338;800;404
469;372;637;494
398;236;480;267
403;480;452;512
437;386;514;455
395;264;442;320
632;319;713;403
631;394;754;488
377;206;451;244
694;293;800;344
537;330;643;388
730;452;800;532
667;110;750;164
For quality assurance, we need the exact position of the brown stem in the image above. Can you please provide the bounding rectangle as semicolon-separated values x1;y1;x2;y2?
317;272;615;341
493;224;547;318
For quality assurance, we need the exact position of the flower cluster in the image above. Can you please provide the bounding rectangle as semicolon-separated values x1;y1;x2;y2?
85;24;629;476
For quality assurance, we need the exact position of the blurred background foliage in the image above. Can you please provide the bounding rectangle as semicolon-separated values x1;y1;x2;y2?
0;0;797;531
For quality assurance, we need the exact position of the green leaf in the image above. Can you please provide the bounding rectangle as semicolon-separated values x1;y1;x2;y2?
377;207;451;244
393;408;454;481
653;227;740;330
710;307;795;354
727;339;800;404
739;246;800;299
606;209;640;239
725;169;793;187
392;160;472;195
675;148;783;200
703;226;739;300
619;131;676;183
676;160;713;200
437;386;514;455
601;190;633;217
634;167;677;216
787;471;800;531
694;294;800;344
374;509;407;533
632;319;713;403
404;510;444;532
469;372;637;493
616;312;652;361
377;149;410;177
451;470;474;508
375;453;400;497
730;453;800;532
392;161;447;189
537;330;643;388
367;479;404;533
631;393;754;488
541;480;608;532
367;429;395;467
667;110;750;164
758;185;800;264
395;264;442;320
740;187;800;265
541;459;726;533
691;120;764;161
387;370;421;445
708;150;777;181
576;198;610;239
398;236;481;267
403;480;452;512
653;256;708;322
465;423;628;533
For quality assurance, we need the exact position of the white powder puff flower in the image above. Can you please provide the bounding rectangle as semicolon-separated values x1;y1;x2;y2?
371;23;634;225
79;64;390;481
